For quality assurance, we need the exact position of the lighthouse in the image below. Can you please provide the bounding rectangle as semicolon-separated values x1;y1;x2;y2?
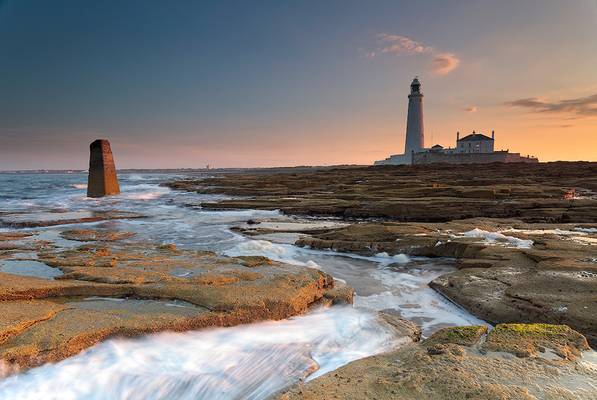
374;77;539;165
404;77;424;161
374;77;427;165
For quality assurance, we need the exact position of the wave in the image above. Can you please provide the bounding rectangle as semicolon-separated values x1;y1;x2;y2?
575;227;597;233
457;228;533;249
224;239;412;268
123;174;152;181
0;307;406;400
118;184;171;201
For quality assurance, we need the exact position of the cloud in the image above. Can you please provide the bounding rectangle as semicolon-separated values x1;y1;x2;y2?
465;106;478;112
370;34;460;75
377;34;432;55
432;53;460;75
505;94;597;117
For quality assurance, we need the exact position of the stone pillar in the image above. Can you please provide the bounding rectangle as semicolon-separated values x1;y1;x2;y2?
87;139;120;198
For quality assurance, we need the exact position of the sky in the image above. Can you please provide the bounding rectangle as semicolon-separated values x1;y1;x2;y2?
0;0;596;169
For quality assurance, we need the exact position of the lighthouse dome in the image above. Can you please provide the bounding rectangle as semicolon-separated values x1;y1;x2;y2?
410;77;421;94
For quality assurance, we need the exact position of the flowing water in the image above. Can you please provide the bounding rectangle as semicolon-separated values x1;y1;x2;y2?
0;173;487;399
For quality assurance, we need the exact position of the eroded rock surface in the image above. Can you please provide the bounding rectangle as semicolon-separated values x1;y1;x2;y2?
60;229;136;242
0;230;350;372
279;324;597;400
166;162;597;223
483;323;590;360
236;217;597;347
0;210;144;228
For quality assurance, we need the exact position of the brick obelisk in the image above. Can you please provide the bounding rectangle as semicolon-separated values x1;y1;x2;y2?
87;139;120;198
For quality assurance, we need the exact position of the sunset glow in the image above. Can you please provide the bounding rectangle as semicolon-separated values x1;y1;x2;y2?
1;0;596;169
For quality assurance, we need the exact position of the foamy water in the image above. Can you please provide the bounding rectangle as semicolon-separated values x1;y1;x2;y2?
457;228;533;249
501;227;597;246
0;307;406;400
223;239;486;336
0;173;491;398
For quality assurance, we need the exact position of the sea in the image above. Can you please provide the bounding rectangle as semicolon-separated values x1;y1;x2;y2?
0;173;488;399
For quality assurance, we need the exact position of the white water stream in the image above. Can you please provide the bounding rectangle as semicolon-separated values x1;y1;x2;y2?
0;173;488;399
0;307;406;399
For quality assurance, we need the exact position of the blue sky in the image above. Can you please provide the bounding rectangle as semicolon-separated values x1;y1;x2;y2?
1;0;596;169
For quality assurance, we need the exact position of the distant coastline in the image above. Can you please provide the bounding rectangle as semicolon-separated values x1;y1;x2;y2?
1;161;594;175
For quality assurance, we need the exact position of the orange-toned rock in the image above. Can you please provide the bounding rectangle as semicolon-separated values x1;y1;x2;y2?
279;324;596;400
87;139;120;198
0;231;352;371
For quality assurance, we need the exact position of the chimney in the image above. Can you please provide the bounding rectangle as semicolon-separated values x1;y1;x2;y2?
492;130;495;139
457;131;460;141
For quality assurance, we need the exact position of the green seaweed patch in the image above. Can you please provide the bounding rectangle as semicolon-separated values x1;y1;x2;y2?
445;326;485;339
484;323;590;359
492;323;569;337
424;325;487;347
235;255;274;268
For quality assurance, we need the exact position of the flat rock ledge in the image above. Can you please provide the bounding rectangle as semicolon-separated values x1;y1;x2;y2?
278;324;596;400
237;217;597;347
0;210;144;228
165;162;597;223
0;230;352;373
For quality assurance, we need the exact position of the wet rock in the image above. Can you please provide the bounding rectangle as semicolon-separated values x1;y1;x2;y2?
322;280;354;305
430;264;597;347
424;325;487;347
233;255;274;268
378;312;421;342
426;343;465;357
279;324;597;400
0;232;346;372
0;210;144;228
166;162;597;223
0;300;66;344
483;323;590;360
247;217;597;347
426;343;448;355
60;229;135;242
87;139;120;198
157;243;178;252
0;232;36;242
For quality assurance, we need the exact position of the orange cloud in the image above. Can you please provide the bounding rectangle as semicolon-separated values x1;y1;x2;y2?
432;53;460;75
377;34;432;55
465;105;478;112
372;34;460;76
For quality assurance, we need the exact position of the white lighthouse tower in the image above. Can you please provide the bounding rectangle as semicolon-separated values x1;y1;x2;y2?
374;77;426;165
404;77;424;161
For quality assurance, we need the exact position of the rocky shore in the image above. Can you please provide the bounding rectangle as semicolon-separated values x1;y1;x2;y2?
0;228;351;372
165;162;597;397
237;218;597;347
167;163;597;345
166;162;597;223
1;163;595;397
278;323;596;400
